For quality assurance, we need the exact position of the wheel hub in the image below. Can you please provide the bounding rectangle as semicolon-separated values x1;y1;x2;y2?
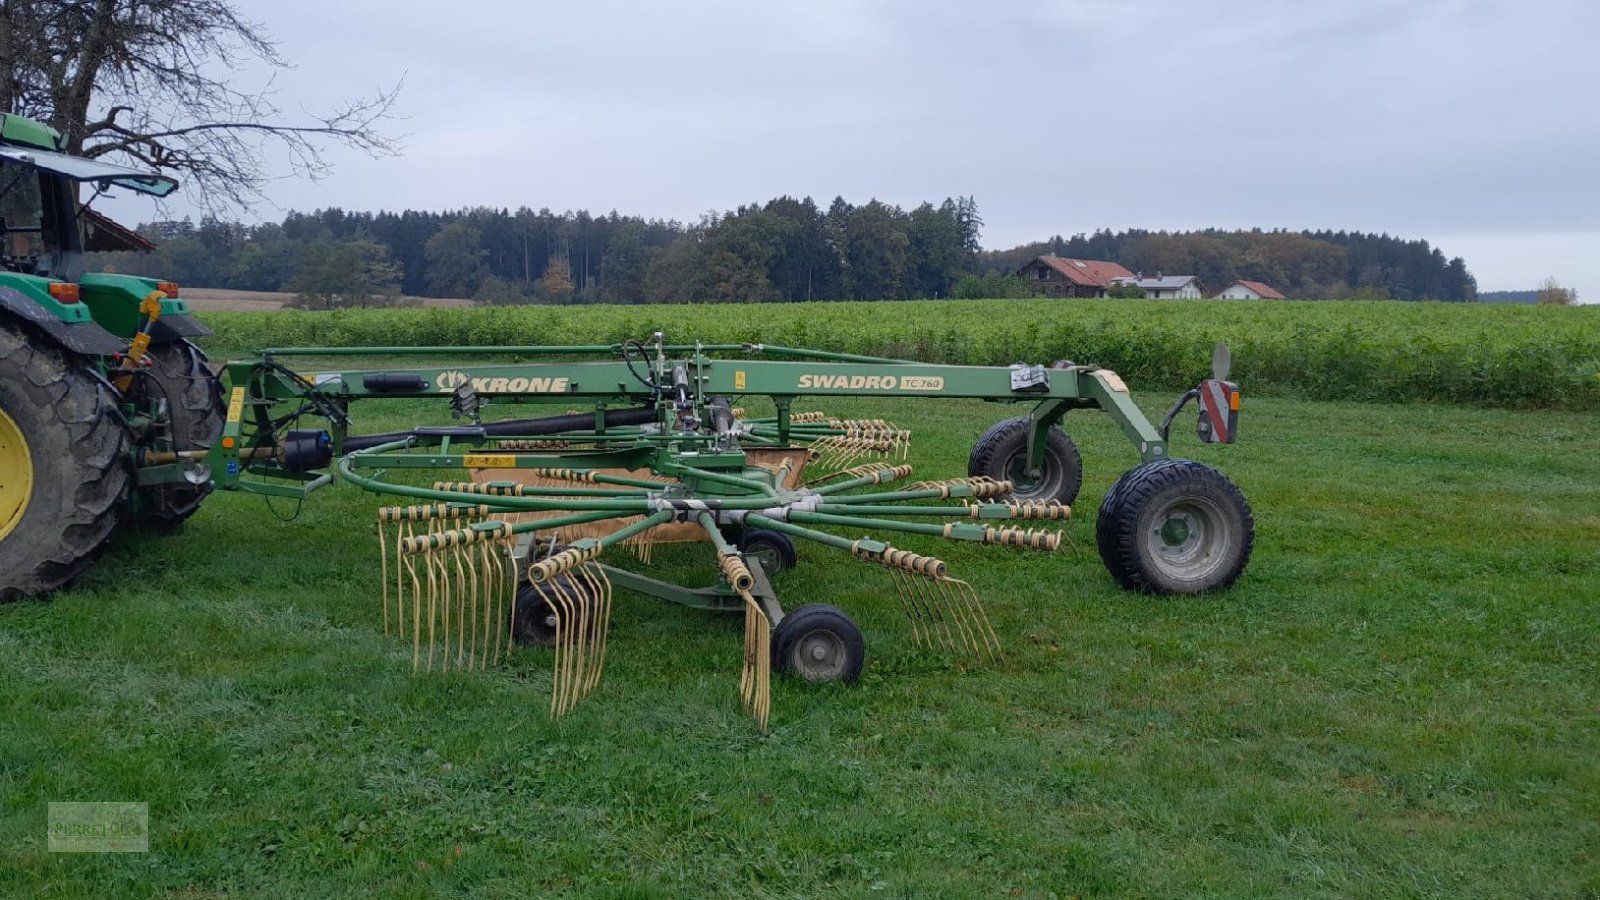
1148;498;1228;579
1004;450;1051;494
1159;514;1194;548
0;406;33;542
793;629;847;680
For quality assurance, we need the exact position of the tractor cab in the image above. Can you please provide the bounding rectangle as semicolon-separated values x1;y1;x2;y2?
0;114;177;278
0;113;207;354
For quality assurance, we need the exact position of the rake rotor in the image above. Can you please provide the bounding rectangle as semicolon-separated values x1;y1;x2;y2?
348;445;1068;730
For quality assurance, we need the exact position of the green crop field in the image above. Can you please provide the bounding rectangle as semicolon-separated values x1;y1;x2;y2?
198;299;1600;410
2;319;1596;898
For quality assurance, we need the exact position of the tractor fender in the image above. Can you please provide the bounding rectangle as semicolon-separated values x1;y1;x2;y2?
151;312;212;342
0;285;126;356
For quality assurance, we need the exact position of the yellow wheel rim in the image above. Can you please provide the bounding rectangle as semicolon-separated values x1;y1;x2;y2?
0;406;33;542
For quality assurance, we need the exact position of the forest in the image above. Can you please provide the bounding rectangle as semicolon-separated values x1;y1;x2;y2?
88;197;1480;305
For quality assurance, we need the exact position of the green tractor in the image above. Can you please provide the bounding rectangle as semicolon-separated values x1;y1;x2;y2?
0;112;224;599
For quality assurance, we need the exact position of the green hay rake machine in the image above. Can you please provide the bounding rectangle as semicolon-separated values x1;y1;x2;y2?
196;336;1252;727
0;112;1254;728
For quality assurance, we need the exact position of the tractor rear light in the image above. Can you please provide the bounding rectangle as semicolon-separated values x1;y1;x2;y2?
157;281;180;297
48;283;79;303
1228;388;1240;411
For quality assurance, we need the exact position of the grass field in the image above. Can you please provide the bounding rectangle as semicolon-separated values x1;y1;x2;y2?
2;388;1596;897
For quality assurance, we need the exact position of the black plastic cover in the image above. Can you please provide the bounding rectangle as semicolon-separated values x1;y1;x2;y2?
362;372;429;392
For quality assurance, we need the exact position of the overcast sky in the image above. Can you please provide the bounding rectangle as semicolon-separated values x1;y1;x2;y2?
107;0;1600;300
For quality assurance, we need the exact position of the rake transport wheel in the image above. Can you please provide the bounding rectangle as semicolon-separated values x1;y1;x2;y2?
968;416;1083;505
128;340;225;530
772;603;865;683
736;528;797;573
1096;458;1254;594
0;321;131;600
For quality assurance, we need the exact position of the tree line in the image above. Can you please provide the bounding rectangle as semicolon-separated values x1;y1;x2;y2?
87;199;1479;305
979;229;1477;301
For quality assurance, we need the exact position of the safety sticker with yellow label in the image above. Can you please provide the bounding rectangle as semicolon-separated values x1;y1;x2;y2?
226;387;246;423
464;454;517;468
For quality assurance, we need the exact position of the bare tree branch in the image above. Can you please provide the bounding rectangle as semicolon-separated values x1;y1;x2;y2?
0;0;401;214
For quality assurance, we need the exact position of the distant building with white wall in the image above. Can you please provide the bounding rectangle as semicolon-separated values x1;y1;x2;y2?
1110;274;1204;299
1216;280;1286;300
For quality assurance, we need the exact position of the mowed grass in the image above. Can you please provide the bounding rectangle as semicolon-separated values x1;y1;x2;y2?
1;393;1597;897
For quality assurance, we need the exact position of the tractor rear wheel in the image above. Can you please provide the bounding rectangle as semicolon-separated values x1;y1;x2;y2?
0;321;131;600
1095;458;1253;594
128;340;225;530
968;416;1083;506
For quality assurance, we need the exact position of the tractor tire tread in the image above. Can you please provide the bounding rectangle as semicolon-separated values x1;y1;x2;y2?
0;319;131;600
131;340;225;530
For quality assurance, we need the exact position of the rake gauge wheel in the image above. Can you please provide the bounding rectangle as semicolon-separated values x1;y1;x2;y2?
737;528;797;573
772;604;865;683
968;416;1083;506
511;572;598;647
1096;458;1253;594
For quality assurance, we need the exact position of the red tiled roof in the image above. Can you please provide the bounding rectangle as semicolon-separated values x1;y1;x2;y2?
1233;280;1285;299
81;207;155;252
1034;256;1135;287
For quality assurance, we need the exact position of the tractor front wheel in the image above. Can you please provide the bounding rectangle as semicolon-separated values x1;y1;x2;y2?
968;416;1083;506
772;603;865;682
1096;458;1254;594
0;321;131;600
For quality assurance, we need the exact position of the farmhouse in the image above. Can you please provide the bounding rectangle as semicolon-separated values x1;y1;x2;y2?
1216;280;1286;300
1110;274;1204;299
1016;255;1135;298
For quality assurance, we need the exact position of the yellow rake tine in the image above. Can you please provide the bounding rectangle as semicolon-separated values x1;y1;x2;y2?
887;568;927;650
379;515;390;637
452;543;468;669
901;565;953;652
947;577;1002;660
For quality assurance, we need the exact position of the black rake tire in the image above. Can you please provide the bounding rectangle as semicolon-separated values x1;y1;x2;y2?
511;571;600;648
772;603;865;683
737;528;797;573
1096;458;1254;595
968;416;1083;506
129;340;225;530
0;320;132;601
